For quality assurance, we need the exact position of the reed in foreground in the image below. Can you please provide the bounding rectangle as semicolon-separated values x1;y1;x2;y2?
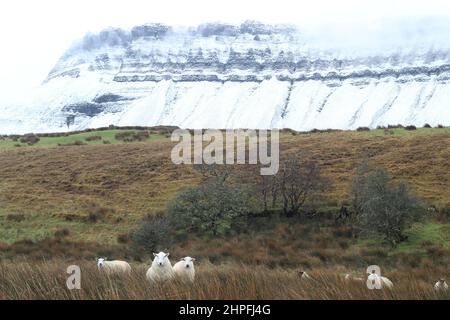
0;260;449;300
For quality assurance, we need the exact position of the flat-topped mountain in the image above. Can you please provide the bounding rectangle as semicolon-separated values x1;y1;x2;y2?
1;20;450;134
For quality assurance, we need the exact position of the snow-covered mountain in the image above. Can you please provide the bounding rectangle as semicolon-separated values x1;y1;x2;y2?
2;20;450;134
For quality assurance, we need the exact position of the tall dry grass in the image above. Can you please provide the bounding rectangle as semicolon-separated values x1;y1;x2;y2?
0;260;449;300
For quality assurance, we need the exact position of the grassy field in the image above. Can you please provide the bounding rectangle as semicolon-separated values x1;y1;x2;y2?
0;129;168;150
0;260;449;300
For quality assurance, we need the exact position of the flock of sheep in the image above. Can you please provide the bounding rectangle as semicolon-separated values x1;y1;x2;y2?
96;253;449;292
96;252;195;283
299;270;449;292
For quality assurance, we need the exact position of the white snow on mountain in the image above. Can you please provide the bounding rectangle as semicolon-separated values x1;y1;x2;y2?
1;20;450;134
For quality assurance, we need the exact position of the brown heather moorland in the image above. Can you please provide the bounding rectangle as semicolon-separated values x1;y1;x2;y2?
1;129;449;220
0;128;450;299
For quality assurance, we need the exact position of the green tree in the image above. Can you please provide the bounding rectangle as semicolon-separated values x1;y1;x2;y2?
358;168;425;247
168;178;255;236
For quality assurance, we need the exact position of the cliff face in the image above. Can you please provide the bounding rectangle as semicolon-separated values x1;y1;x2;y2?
2;21;450;134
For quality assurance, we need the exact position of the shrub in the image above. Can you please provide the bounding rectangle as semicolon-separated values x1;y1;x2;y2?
6;213;26;222
132;213;173;252
54;228;70;238
310;249;337;263
20;134;40;145
117;233;132;244
332;226;354;238
437;124;444;129
388;124;403;129
420;240;434;248
426;245;447;260
115;131;150;142
436;206;450;222
404;125;417;131
84;203;113;223
360;248;389;259
85;135;102;142
86;212;103;223
395;252;423;268
135;131;150;140
63;214;82;222
423;123;432;128
356;127;370;132
58;140;86;147
337;240;350;250
281;128;298;135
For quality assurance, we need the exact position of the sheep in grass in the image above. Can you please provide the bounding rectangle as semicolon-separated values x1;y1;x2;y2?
97;258;131;275
298;271;314;281
367;273;394;289
146;252;175;283
173;257;196;283
434;279;449;292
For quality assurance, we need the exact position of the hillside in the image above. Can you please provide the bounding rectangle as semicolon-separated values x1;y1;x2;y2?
0;127;449;262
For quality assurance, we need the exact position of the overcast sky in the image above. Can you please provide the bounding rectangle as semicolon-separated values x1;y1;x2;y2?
1;0;450;105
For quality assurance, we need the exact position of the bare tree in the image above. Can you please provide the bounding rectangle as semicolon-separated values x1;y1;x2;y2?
277;154;329;217
257;174;279;213
249;155;329;216
243;164;280;213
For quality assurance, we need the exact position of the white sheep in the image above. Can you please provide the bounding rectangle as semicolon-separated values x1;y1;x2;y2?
97;258;131;275
344;273;364;282
146;252;175;283
434;279;449;292
367;273;394;289
173;257;196;282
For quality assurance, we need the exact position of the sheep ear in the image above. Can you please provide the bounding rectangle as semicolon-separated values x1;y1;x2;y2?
166;253;170;258
181;258;186;261
192;258;196;261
